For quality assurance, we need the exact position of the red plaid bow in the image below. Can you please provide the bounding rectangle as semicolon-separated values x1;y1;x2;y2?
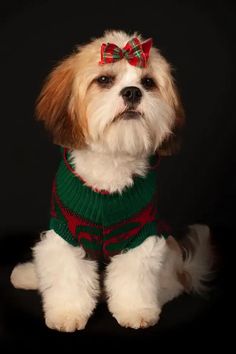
99;37;153;68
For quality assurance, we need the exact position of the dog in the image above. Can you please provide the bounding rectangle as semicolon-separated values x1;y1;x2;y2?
10;30;213;331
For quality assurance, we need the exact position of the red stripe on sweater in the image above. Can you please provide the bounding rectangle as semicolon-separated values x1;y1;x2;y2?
102;203;158;258
52;182;102;237
103;202;157;235
51;180;173;261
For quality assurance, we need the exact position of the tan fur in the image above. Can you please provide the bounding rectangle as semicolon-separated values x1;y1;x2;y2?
166;235;192;292
36;55;85;149
177;271;192;293
36;33;184;153
166;235;182;255
179;230;199;261
157;69;185;156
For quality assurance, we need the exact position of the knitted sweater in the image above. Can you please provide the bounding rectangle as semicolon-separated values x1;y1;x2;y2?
50;149;170;261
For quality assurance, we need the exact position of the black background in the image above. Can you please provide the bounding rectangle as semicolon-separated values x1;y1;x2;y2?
0;0;235;351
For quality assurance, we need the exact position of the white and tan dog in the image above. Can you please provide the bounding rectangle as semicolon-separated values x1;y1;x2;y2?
11;30;213;332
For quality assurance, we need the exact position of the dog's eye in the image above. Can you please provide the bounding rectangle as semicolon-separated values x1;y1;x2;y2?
96;75;114;86
141;77;156;90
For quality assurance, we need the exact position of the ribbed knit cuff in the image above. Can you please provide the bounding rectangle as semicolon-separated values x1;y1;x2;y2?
50;218;78;246
127;222;167;250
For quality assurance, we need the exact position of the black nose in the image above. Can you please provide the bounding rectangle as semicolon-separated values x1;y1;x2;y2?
120;86;142;104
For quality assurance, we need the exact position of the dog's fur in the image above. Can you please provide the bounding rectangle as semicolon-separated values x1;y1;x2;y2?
10;31;213;331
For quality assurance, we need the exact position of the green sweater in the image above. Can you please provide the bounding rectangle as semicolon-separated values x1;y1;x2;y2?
50;149;169;261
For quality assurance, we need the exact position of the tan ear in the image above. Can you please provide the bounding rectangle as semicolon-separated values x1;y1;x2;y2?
36;55;85;149
158;75;185;156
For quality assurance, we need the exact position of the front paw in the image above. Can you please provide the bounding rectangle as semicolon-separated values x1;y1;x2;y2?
45;307;89;332
110;305;161;329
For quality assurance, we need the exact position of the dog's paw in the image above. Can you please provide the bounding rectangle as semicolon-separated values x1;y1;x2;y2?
111;307;161;329
45;308;88;332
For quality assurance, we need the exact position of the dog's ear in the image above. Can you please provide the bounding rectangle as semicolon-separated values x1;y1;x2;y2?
158;74;185;156
36;55;85;149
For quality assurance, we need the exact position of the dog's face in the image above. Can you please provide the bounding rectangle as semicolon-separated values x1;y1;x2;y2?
36;31;184;156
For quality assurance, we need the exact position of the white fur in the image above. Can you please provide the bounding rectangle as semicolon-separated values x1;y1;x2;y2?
10;30;213;331
33;230;99;332
11;225;212;330
182;224;214;294
10;262;38;290
105;236;167;328
158;240;185;307
70;148;149;193
86;60;174;156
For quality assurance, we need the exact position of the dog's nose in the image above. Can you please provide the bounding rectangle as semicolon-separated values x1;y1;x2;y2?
120;86;142;104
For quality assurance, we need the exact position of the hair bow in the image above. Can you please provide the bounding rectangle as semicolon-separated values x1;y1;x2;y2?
99;37;153;68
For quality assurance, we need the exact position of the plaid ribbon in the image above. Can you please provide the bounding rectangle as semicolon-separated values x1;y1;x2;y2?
99;37;153;68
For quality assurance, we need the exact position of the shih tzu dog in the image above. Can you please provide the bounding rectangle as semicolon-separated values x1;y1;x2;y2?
10;30;213;331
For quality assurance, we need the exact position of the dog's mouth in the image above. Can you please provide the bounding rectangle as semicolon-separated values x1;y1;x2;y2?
114;109;143;121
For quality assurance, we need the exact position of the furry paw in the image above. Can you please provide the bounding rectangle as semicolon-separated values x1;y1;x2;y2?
45;308;88;332
111;307;161;329
10;262;38;290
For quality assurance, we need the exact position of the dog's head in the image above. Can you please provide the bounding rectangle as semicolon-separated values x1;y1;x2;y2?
36;30;184;156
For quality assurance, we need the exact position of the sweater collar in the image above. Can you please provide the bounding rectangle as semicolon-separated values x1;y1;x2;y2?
62;148;160;195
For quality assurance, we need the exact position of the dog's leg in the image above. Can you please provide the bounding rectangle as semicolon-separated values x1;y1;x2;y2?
105;236;167;329
11;262;38;289
33;230;100;332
